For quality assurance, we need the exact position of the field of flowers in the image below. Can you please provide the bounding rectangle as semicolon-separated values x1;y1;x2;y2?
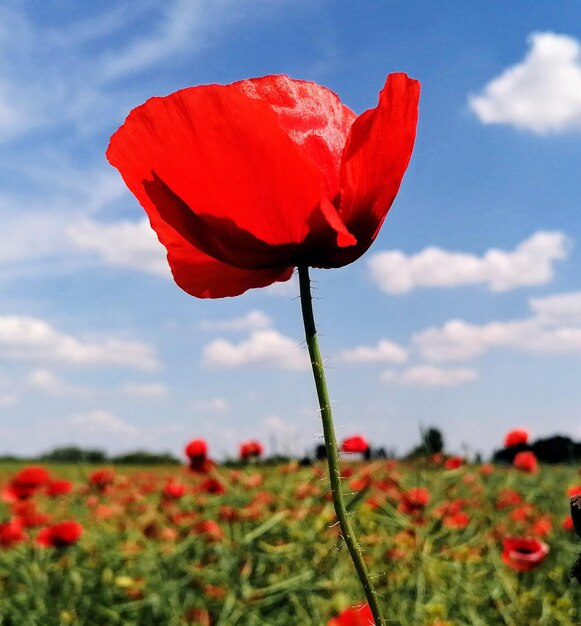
1;453;581;626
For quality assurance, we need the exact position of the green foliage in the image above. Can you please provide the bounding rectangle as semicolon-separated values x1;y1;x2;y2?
0;461;580;625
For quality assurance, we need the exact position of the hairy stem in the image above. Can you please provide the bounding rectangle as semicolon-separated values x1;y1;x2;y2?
298;265;385;626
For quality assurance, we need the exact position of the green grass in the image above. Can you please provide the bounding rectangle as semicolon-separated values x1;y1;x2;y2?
0;460;580;625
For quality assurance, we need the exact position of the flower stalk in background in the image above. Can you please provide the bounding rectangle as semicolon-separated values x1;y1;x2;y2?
108;72;419;625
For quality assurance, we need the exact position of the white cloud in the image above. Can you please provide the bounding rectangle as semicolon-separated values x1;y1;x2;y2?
66;218;169;277
469;32;581;134
264;275;299;297
414;316;581;362
529;291;581;325
203;330;307;369
69;409;138;435
190;397;230;413
0;393;17;407
0;315;159;370
122;382;167;398
199;310;272;332
338;339;408;364
100;0;213;80
368;231;568;294
381;365;478;387
27;369;90;396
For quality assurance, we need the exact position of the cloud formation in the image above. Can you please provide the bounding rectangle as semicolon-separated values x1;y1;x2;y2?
469;32;581;134
27;369;90;396
66;218;169;277
69;409;138;435
368;231;568;294
381;366;478;387
414;291;581;362
199;310;272;332
338;339;408;363
203;330;307;369
0;315;159;370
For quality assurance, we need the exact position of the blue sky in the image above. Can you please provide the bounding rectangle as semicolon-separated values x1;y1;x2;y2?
2;0;581;460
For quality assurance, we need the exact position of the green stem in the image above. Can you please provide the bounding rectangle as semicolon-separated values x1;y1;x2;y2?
298;265;385;626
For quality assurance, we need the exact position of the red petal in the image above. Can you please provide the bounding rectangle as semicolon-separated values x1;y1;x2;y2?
165;232;294;299
234;75;356;198
107;83;352;271
328;73;419;267
142;194;293;298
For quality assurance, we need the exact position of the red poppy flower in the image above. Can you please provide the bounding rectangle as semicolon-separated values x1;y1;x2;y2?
479;463;494;475
562;515;574;531
504;429;529;448
341;435;369;454
495;488;523;510
442;511;470;529
193;519;224;542
328;603;374;626
0;519;25;548
444;456;463;470
5;466;51;500
37;521;83;548
185;439;208;458
240;440;264;460
398;487;430;515
513;451;538;473
107;74;419;298
89;468;115;490
45;479;74;497
162;481;187;500
501;536;549;572
198;478;226;495
185;439;212;473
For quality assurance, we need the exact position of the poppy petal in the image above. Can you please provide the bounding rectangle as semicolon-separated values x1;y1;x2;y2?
107;83;352;266
332;73;420;266
170;242;294;299
233;75;357;198
108;131;294;297
145;203;294;298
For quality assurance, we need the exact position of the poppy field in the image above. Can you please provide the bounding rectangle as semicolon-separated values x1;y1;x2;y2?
1;454;580;626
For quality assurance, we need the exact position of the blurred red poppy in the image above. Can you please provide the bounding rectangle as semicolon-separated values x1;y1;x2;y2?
5;466;51;500
504;429;529;448
513;451;538;473
240;440;264;460
45;479;73;497
444;456;463;470
341;435;369;454
328;603;374;626
37;521;83;548
398;487;430;515
198;478;226;495
501;536;549;572
0;519;25;548
185;439;208;458
162;481;187;500
107;74;419;298
185;439;212;473
89;469;115;490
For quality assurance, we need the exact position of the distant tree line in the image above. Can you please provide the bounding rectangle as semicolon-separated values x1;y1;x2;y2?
492;435;581;465
0;446;180;465
3;430;581;466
